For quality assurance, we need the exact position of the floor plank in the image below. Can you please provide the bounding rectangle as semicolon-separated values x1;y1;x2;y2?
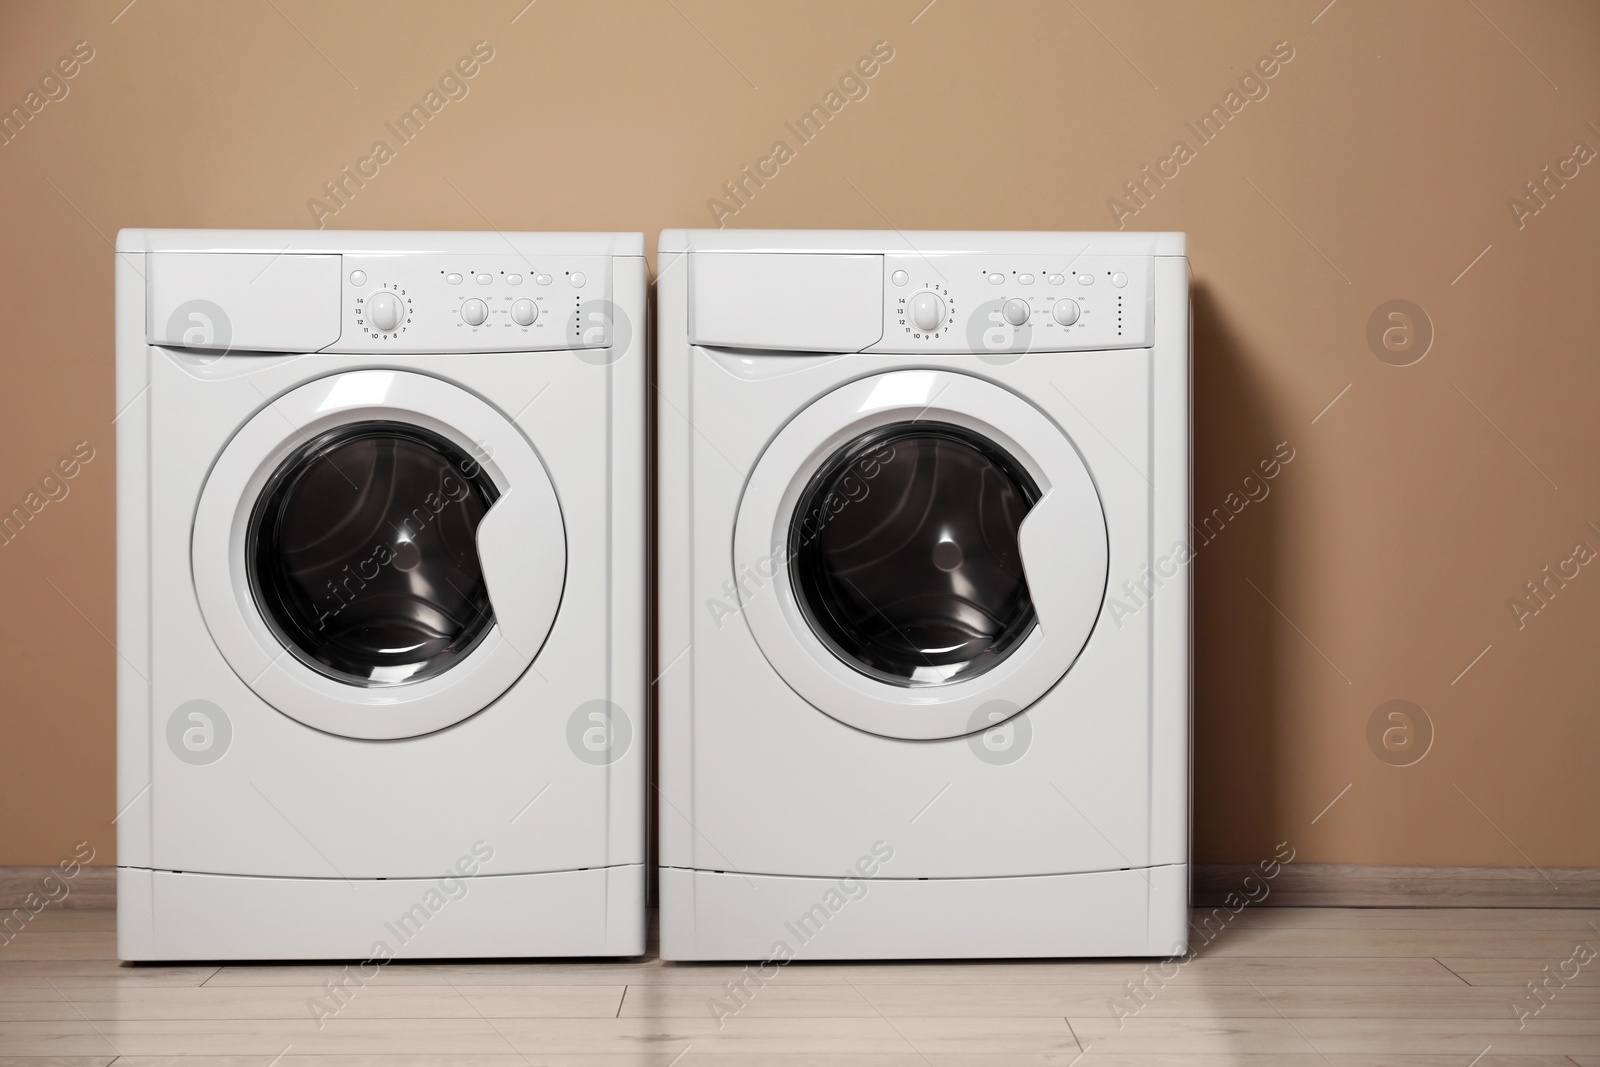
1;983;626;1021
1252;981;1600;1020
1192;926;1593;959
1439;955;1600;986
0;963;218;985
0;908;1596;1061
487;1016;1081;1055
0;931;118;961
1068;1013;1600;1055
9;1058;1588;1067
1225;907;1600;931
4;1052;1589;1066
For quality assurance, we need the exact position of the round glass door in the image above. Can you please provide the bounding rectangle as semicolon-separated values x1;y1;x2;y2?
733;369;1109;740
193;369;567;740
248;422;500;687
789;422;1040;687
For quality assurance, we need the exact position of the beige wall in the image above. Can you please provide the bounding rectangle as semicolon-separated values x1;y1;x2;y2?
1;1;1595;869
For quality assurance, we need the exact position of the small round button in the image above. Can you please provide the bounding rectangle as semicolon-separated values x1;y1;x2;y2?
891;270;909;287
1052;299;1081;326
446;273;463;285
1002;298;1031;326
569;272;586;288
1018;273;1035;285
910;291;946;332
507;274;523;285
1077;274;1094;286
367;290;403;332
475;273;493;285
1046;274;1065;285
536;274;552;286
349;270;367;287
987;272;1004;285
511;298;538;326
1111;271;1128;288
461;298;488;326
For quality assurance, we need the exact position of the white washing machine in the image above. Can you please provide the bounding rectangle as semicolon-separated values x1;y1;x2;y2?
115;230;646;960
656;230;1189;959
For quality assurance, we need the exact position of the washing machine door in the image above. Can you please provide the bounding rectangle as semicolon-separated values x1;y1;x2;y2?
193;369;565;739
734;369;1108;740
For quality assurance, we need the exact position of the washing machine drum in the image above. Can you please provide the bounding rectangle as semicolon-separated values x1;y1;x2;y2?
248;422;501;688
734;370;1109;741
193;370;566;740
789;421;1041;688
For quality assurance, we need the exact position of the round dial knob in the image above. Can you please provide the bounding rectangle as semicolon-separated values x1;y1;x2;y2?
1052;298;1081;326
910;291;946;332
511;298;538;326
460;298;489;326
1002;298;1031;327
367;290;403;332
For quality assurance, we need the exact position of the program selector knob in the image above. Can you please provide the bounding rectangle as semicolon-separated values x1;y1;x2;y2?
1002;298;1031;326
460;298;489;326
910;291;946;332
1052;299;1081;326
367;290;403;332
511;298;538;326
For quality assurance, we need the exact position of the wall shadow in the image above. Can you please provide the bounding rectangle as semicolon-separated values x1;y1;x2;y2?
1189;280;1287;867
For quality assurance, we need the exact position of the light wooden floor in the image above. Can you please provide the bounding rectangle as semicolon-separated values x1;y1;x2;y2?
1;907;1597;1065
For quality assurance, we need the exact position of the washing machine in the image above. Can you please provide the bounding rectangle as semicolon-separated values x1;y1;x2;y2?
115;230;646;960
656;230;1189;960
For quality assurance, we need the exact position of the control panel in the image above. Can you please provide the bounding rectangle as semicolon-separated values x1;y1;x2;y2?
332;254;615;354
867;254;1154;355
